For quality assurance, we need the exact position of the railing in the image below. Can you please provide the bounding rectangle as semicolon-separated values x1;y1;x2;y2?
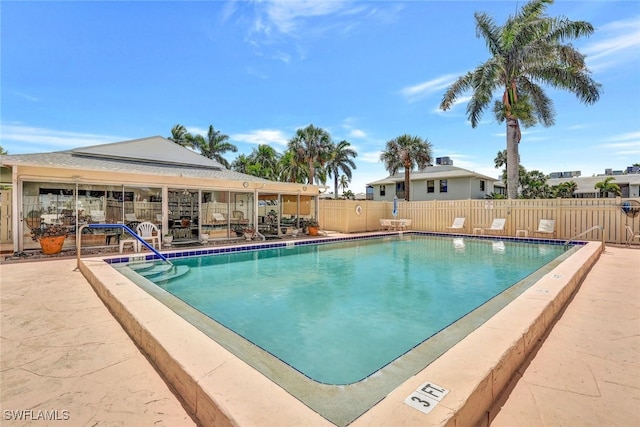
76;223;171;269
563;225;605;249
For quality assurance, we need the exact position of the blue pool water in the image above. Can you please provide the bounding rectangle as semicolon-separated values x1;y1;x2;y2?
134;235;566;385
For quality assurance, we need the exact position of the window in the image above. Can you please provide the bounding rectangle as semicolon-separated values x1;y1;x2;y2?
395;182;405;199
427;180;435;193
480;180;486;192
379;186;386;196
439;179;448;193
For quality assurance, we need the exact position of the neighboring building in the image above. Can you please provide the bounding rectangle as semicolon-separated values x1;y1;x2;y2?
0;136;320;252
547;167;640;198
366;164;501;201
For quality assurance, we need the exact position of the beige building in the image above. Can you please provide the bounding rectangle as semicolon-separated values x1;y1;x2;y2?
0;136;320;253
367;164;502;201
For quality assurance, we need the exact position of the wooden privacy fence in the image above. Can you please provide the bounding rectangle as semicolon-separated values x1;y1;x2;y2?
319;198;640;245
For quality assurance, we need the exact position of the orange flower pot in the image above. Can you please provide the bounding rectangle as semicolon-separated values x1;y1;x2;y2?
39;236;67;255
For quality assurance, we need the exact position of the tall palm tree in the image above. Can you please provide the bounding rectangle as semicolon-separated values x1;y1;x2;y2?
326;140;357;199
380;134;433;201
192;125;237;168
338;175;350;195
168;124;194;149
288;124;332;185
279;150;308;183
231;154;252;175
248;144;280;180
595;176;621;197
440;0;601;199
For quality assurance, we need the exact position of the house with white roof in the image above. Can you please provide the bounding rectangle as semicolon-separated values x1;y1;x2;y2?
0;136;320;253
366;162;503;201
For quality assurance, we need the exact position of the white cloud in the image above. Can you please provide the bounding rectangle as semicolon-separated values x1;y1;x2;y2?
400;74;461;103
432;95;472;114
261;0;350;35
349;129;366;138
245;1;398;61
231;129;289;147
583;17;640;72
360;150;383;164
0;123;123;153
603;131;640;142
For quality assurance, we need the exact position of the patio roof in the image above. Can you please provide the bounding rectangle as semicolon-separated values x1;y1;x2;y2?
1;136;273;184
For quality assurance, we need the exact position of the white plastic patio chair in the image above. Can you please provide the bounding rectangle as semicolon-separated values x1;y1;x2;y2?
533;219;556;237
482;218;506;235
136;221;160;250
446;217;465;232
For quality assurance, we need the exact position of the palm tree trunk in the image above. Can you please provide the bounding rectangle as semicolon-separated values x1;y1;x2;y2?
506;117;520;199
404;169;411;201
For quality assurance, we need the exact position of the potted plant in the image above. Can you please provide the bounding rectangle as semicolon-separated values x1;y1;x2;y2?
232;224;245;237
306;219;319;236
31;223;69;255
26;209;43;230
163;233;174;246
242;227;257;241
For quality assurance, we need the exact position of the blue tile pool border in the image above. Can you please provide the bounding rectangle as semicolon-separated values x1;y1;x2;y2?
103;231;586;265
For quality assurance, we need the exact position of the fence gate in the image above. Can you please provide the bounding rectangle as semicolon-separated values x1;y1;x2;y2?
0;189;12;243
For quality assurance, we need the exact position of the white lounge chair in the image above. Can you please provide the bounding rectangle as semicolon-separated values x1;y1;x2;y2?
475;218;506;235
125;213;138;223
136;221;160;250
211;212;227;225
533;219;556;237
446;217;465;232
90;210;106;223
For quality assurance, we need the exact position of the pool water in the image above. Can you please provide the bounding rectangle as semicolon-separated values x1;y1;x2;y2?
141;235;566;385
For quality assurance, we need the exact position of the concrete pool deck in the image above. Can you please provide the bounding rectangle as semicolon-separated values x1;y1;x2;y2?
1;242;638;426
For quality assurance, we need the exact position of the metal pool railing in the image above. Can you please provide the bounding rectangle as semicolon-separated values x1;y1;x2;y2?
76;223;171;268
563;225;605;249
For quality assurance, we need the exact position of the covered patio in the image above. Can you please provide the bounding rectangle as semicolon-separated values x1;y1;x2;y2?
1;136;321;254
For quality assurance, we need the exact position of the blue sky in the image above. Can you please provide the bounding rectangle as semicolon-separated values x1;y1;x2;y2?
2;0;639;194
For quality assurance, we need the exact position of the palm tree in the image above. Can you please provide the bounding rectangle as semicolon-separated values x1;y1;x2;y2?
494;149;523;193
552;181;577;198
231;154;252;175
192;125;237;168
595;176;621;198
380;134;433;201
520;170;551;199
168;124;195;149
338;175;350;195
326;140;357;199
440;0;601;199
248;144;280;180
288;124;332;185
279;150;308;183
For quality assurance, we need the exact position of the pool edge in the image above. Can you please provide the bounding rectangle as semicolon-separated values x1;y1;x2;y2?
78;238;603;427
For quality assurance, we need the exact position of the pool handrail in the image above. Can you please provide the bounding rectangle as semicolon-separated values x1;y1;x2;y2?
563;225;604;248
76;223;171;268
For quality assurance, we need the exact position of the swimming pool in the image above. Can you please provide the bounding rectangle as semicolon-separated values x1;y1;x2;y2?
111;233;578;425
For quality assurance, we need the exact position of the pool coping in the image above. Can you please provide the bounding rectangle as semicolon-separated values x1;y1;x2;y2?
78;233;603;426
